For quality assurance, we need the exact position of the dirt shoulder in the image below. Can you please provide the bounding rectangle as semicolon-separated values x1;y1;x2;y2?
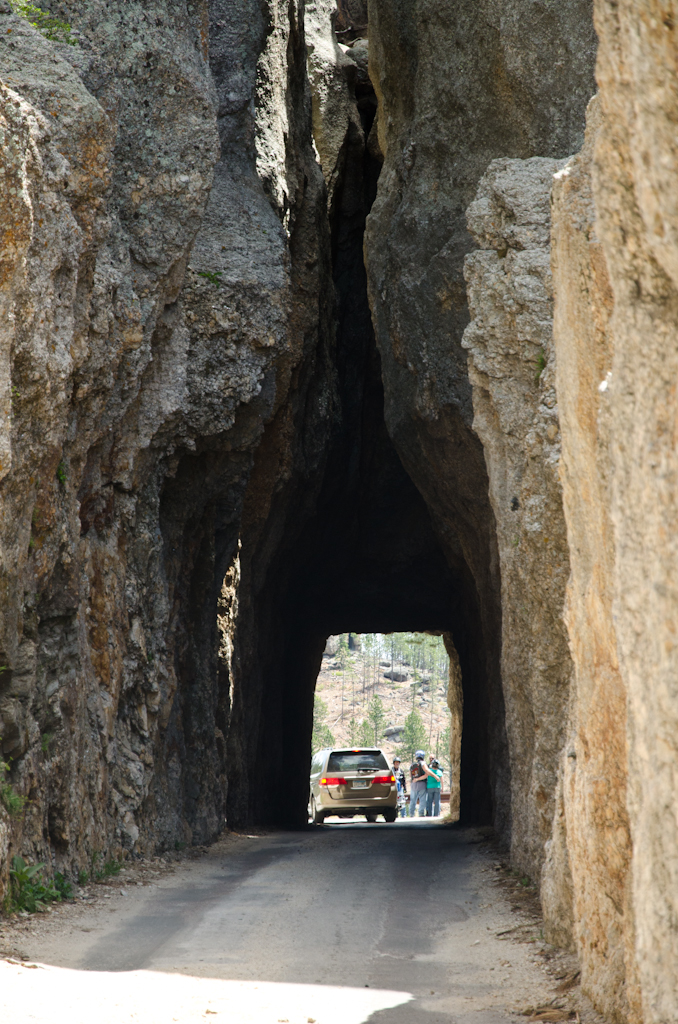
0;830;254;966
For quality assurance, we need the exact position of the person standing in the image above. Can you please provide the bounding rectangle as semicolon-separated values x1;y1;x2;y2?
392;756;407;817
409;750;427;817
423;758;443;817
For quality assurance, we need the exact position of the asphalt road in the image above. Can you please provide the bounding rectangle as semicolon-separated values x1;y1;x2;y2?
0;821;574;1024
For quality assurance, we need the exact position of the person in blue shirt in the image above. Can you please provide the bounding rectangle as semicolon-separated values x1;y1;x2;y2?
422;758;443;817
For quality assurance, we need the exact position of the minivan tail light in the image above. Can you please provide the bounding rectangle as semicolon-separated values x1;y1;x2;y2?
372;774;395;784
320;777;346;786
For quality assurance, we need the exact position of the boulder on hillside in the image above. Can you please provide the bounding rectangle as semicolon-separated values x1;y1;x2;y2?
324;636;340;657
383;669;410;682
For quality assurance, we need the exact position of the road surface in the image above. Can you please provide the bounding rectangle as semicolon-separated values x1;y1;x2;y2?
0;821;582;1024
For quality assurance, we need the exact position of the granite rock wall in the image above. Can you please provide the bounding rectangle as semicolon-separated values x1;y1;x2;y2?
550;95;640;1022
591;6;678;1018
462;156;573;883
0;0;330;898
363;0;597;870
488;1;678;1012
547;3;678;1017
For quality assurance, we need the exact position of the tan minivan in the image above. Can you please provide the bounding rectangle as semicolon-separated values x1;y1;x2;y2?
309;748;398;823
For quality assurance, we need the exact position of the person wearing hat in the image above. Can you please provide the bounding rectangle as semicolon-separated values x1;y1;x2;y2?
409;750;427;817
392;756;407;817
422;757;443;817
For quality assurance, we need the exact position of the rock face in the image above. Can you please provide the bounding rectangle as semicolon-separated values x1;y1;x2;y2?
382;669;409;682
0;0;330;894
546;2;678;1016
334;0;367;39
364;0;597;872
550;95;639;1021
591;8;678;1020
305;0;362;209
462;157;572;882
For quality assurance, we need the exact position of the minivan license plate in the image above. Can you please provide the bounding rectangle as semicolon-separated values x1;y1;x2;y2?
352;780;370;789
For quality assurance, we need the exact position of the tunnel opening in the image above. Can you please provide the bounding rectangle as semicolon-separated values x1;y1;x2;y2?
155;0;509;849
220;344;507;832
310;632;459;822
189;3;511;842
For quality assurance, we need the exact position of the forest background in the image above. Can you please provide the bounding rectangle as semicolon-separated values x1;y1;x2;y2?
312;633;453;790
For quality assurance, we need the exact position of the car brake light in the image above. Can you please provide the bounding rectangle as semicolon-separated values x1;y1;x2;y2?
372;774;395;784
320;777;346;786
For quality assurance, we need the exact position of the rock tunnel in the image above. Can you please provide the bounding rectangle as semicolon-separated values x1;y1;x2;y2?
221;267;505;833
6;0;678;1019
215;24;508;832
1;0;588;894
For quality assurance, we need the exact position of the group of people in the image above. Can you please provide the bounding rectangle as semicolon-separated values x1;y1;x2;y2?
391;750;443;817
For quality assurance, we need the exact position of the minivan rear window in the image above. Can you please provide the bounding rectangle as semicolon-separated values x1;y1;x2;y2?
327;750;389;771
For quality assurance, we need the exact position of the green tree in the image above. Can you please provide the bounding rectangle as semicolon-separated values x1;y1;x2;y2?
348;717;358;746
337;633;350;668
361;633;375;694
358;719;374;746
395;709;428;763
437;723;451;764
367;695;386;744
338;633;350;721
312;695;335;753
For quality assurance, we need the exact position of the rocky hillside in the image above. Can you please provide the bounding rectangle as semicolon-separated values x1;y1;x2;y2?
2;1;678;1021
314;634;452;770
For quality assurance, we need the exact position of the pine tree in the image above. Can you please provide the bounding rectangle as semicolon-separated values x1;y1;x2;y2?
338;634;350;721
312;695;335;753
358;719;374;746
367;695;386;744
395;709;428;763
